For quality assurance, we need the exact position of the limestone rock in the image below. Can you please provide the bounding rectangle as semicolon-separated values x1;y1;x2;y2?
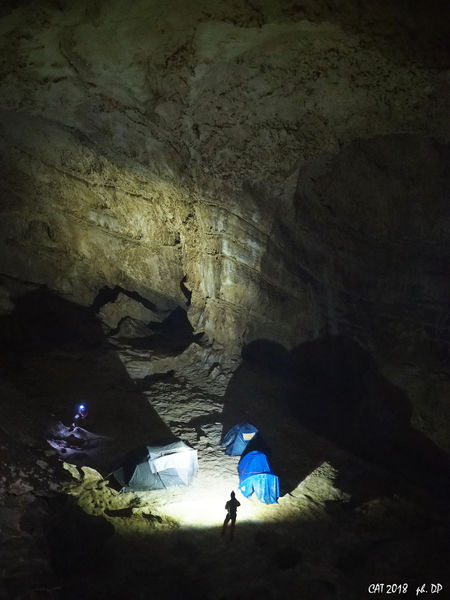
99;291;165;330
0;14;448;587
9;479;34;495
63;462;81;481
110;316;153;338
80;466;104;483
0;0;448;356
198;422;223;445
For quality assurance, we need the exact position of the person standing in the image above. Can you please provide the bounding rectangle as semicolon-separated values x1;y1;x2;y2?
221;491;240;540
71;403;88;429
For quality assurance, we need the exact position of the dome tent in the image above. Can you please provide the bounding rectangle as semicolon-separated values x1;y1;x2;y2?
112;439;198;491
221;423;258;456
238;450;279;504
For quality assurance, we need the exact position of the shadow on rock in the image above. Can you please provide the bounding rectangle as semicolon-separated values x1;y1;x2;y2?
17;509;450;600
221;336;450;508
0;287;174;470
20;494;114;579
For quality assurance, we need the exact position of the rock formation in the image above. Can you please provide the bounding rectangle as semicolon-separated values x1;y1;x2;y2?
1;0;448;445
0;1;449;598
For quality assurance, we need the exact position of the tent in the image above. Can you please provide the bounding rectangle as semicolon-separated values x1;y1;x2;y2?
221;423;259;456
112;439;198;491
238;450;279;504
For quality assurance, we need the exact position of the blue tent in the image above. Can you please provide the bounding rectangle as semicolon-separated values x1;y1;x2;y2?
221;423;259;456
238;450;280;504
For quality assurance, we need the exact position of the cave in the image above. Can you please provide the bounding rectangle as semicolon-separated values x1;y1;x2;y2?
0;1;449;599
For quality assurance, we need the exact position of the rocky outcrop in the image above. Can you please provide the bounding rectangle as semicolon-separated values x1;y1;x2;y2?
1;0;448;344
0;1;449;446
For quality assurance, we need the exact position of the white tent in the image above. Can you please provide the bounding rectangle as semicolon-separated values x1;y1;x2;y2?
112;439;198;491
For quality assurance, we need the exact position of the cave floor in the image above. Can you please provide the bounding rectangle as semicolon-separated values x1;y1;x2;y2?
1;330;449;600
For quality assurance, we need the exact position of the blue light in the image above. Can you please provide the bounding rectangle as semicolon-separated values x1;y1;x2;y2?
78;404;85;411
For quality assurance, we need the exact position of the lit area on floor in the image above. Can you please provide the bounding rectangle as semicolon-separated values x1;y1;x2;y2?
149;487;278;528
130;466;318;530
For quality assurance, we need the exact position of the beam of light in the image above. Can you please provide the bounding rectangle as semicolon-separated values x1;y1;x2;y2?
140;479;280;529
135;461;337;530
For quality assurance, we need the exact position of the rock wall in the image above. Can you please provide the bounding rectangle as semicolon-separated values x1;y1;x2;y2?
0;0;448;359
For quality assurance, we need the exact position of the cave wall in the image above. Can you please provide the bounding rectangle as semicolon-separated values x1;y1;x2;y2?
0;0;448;364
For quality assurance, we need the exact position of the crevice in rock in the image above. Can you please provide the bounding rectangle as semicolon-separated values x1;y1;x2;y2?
91;285;159;314
180;275;192;306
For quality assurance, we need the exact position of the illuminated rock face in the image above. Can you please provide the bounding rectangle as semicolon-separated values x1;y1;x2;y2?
0;1;448;359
